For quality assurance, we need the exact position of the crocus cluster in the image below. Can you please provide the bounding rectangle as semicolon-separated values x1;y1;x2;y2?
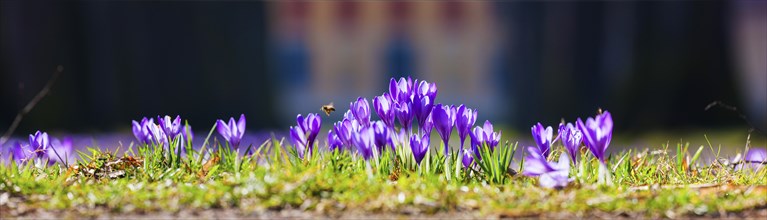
9;131;72;166
131;115;256;154
525;111;613;188
325;97;386;161
132;115;193;153
318;77;499;166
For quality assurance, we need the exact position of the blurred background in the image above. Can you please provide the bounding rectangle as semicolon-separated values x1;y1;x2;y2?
1;1;765;147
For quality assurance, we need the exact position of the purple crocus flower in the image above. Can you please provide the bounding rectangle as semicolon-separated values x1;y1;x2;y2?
298;113;322;144
456;105;477;151
412;96;434;130
554;122;564;144
470;126;485;153
29;131;50;157
216;114;246;149
394;101;413;132
414;79;438;105
413;79;437;129
432;104;456;154
352;126;375;161
10;141;30;164
147;122;168;146
559;123;582;164
469;120;502;159
290;125;308;158
410;133;430;165
327;129;343;152
47;137;73;165
523;147;572;189
343;109;355;122
132;117;154;145
373;93;396;129
736;147;766;171
350;97;371;127
462;148;474;168
372;120;391;153
422;113;434;136
531;123;554;158
389;77;413;104
576;111;613;164
333;119;354;148
158;115;183;138
290;113;322;158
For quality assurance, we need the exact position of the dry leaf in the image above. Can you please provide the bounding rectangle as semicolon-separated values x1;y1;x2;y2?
198;154;220;179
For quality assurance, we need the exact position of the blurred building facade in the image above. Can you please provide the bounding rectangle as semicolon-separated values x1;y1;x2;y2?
0;1;765;134
270;1;507;124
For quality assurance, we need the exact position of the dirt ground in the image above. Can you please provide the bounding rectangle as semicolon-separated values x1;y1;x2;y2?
3;206;766;219
2;191;766;219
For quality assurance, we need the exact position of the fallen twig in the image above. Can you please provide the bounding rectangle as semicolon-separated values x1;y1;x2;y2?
705;101;765;136
0;65;63;147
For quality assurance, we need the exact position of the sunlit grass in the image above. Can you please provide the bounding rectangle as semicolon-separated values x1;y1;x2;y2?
1;133;765;218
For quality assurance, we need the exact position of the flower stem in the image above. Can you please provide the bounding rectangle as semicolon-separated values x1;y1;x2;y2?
598;162;613;186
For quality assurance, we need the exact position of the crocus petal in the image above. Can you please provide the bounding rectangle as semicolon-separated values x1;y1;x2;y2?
296;114;306;130
292;128;307;158
422;112;434;135
410;133;430;165
10;142;29;163
237;114;247;137
395;101;413;130
525;147;572;188
483;120;494;135
389;78;398;101
48;137;73;164
228;117;238;137
599;112;613;152
372;121;390;152
132;120;144;141
353;126;375;160
577;118;600;162
456;105;477;150
738;147;767;171
328;129;344;152
554;153;571;171
462;148;474;168
351;97;371;126
539;170;571;189
373;93;396;128
216;120;231;141
745;148;767;162
523;147;552;176
413;96;434;129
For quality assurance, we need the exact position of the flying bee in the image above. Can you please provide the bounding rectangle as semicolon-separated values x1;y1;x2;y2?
321;103;335;116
